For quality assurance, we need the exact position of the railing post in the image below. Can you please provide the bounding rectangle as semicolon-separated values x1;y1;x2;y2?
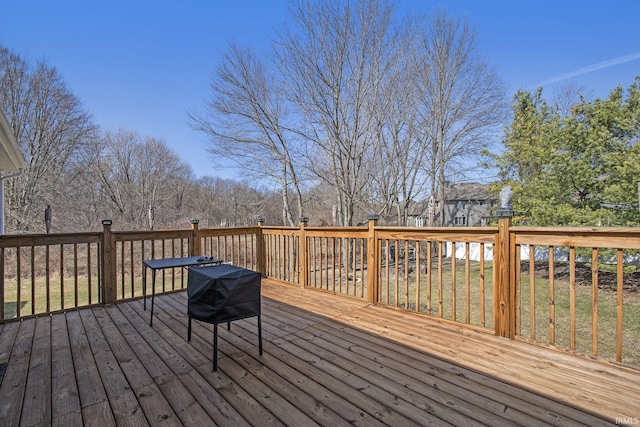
494;187;515;338
256;217;265;276
190;218;201;256
299;217;309;289
101;219;117;305
366;214;379;303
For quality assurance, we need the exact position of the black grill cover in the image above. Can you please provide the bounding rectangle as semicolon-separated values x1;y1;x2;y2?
187;264;261;324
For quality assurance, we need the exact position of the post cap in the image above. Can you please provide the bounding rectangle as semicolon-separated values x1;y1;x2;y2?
367;214;379;221
299;217;309;224
256;217;265;223
101;219;112;226
496;186;514;218
190;218;199;224
496;208;514;218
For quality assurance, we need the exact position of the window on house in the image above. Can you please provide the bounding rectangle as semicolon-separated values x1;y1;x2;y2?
454;216;467;226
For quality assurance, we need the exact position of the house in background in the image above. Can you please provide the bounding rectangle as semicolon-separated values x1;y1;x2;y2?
407;183;497;227
442;182;496;227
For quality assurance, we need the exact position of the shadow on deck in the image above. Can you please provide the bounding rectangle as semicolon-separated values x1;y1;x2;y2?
1;279;637;426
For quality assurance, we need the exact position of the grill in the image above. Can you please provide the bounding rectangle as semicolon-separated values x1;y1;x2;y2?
187;264;262;371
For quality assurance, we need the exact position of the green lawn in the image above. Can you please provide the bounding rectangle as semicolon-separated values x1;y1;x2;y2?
379;259;640;367
1;270;188;318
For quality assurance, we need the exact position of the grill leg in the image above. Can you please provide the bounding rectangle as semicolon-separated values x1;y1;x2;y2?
143;267;147;310
258;315;263;355
188;316;192;341
213;323;218;372
149;272;156;326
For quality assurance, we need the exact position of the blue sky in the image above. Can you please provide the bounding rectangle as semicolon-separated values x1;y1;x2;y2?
2;1;639;180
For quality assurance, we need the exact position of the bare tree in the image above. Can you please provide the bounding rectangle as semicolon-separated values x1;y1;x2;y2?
83;129;193;229
0;46;97;232
551;80;592;118
417;11;507;225
277;0;401;226
368;18;434;225
190;43;305;226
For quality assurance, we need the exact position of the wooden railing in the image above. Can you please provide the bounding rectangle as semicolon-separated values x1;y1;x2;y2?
373;225;497;332
0;232;102;318
2;217;640;366
510;227;640;365
103;221;259;304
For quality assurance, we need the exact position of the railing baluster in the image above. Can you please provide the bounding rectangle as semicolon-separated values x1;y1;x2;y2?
617;248;624;362
60;245;65;310
438;241;443;318
480;243;485;327
466;242;470;324
129;241;135;297
16;248;21;317
530;244;536;341
592;248;599;356
404;240;409;309
87;243;92;305
45;245;50;313
570;246;576;350
549;246;555;346
415;241;421;313
360;237;365;298
515;244;521;336
427;241;432;315
73;244;78;308
451;242;456;322
394;240;399;307
120;241;125;299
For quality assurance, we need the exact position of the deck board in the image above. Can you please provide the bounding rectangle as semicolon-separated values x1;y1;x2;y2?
1;278;636;426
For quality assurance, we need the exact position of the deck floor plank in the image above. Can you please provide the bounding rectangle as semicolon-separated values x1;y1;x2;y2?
66;310;110;411
99;304;179;426
51;314;81;422
0;318;35;426
3;279;637;426
51;410;83;427
20;316;51;426
0;320;18;362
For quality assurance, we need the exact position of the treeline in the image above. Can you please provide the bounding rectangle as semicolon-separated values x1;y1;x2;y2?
0;45;293;232
2;0;509;232
191;0;507;226
3;0;640;232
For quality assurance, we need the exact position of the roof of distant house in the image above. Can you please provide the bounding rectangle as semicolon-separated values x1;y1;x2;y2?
444;183;495;202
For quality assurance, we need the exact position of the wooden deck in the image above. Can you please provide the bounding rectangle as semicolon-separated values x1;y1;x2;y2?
1;279;638;426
